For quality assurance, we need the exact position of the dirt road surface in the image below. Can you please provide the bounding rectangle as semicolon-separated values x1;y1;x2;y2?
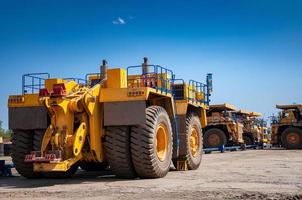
0;150;301;200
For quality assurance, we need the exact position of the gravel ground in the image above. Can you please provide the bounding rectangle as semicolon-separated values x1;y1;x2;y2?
0;149;302;200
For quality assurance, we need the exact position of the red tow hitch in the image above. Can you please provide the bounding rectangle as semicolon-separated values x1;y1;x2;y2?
24;151;61;163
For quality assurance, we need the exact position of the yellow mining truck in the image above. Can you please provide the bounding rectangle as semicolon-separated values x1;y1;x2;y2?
271;104;302;149
203;103;244;148
259;120;269;144
259;120;270;147
8;58;212;178
236;110;263;145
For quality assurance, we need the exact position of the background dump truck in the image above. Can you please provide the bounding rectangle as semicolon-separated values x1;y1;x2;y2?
236;110;263;145
271;104;302;149
257;119;269;146
203;103;244;148
7;58;212;179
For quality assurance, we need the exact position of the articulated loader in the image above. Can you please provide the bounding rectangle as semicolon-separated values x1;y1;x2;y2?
203;103;244;148
8;58;212;178
271;104;302;149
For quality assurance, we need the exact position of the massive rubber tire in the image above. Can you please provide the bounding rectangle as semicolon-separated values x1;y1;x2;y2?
11;129;44;178
281;127;302;149
204;128;227;148
131;106;173;178
11;130;36;178
104;126;136;178
33;129;45;156
243;133;254;145
173;113;203;170
79;162;108;172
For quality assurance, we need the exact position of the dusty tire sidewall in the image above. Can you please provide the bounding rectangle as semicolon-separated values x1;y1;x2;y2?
153;110;173;173
187;115;202;169
204;128;226;148
11;129;46;178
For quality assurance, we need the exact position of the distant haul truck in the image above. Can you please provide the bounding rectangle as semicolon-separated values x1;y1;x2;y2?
8;58;213;179
203;104;244;148
235;110;266;146
271;104;302;149
259;120;269;145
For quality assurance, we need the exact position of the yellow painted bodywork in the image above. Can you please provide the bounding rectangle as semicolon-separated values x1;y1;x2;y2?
206;107;244;144
250;112;262;117
276;104;302;111
260;126;269;143
34;156;81;172
210;103;237;111
8;79;78;108
73;122;87;156
237;109;251;115
83;84;104;162
238;110;263;143
173;81;208;128
271;104;302;144
8;94;40;107
174;100;208;128
156;123;169;161
225;122;244;144
45;78;65;91
42;95;76;161
107;68;127;88
190;126;199;157
35;68;176;172
9;67;210;173
199;108;208;128
34;80;104;172
100;87;172;102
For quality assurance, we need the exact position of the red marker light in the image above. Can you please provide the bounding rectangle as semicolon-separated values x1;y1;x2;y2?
39;88;50;97
52;83;66;97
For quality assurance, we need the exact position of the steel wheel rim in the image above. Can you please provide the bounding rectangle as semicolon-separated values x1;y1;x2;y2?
190;126;199;157
156;123;168;161
287;132;300;145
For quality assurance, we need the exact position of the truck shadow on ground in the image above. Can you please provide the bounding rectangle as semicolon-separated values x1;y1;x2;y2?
0;169;144;189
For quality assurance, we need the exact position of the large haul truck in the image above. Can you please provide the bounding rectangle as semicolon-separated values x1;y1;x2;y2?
8;58;212;178
236;110;263;145
203;103;244;148
271;104;302;149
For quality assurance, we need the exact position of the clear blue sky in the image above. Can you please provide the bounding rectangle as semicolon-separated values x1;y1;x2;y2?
0;0;301;129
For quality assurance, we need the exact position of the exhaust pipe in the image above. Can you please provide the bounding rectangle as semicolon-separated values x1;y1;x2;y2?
100;59;108;82
142;57;150;75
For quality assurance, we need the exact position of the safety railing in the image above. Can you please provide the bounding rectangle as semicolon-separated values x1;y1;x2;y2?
189;79;208;104
22;73;90;94
85;73;101;87
171;78;210;105
127;65;174;95
22;73;50;94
